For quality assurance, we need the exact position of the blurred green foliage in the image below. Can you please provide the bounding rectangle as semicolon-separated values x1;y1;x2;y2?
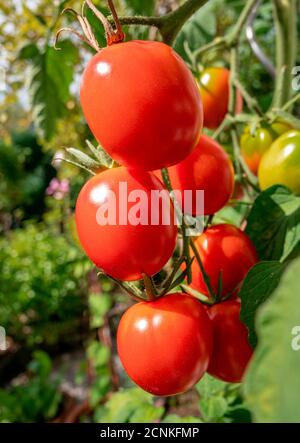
0;351;62;423
0;130;56;227
0;223;90;347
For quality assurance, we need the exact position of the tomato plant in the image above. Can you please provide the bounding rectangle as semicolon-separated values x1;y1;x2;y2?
190;224;258;298
75;167;177;281
5;0;299;425
241;122;292;174
198;67;242;129
80;40;203;171
117;293;213;396
258;130;300;194
207;300;253;383
160;135;234;216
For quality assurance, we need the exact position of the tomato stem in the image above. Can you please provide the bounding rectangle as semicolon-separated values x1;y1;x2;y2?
143;274;158;301
161;168;192;285
180;284;213;306
107;0;125;44
190;238;217;303
106;275;145;303
271;0;297;109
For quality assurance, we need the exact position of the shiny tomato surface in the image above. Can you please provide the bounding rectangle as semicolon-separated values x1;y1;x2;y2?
258;130;300;194
207;300;253;383
80;40;203;171
75;167;177;281
163;134;234;216
190;224;258;297
117;293;213;396
241;121;292;175
199;67;242;129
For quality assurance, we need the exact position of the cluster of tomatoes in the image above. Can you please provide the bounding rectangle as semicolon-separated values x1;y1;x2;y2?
74;39;264;397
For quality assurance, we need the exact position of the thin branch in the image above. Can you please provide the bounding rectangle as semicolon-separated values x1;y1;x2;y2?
233;78;264;117
271;0;297;108
111;0;210;44
194;0;258;59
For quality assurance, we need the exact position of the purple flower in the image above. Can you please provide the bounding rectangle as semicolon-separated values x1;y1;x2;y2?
46;178;70;200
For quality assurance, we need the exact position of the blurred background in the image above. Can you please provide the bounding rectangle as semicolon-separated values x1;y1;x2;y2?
0;0;299;423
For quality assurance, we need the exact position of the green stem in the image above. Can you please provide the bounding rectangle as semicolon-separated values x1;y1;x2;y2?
190;239;216;303
226;0;259;46
271;0;297;109
281;92;300;112
143;274;158;301
106;276;144;302
115;0;210;45
233;78;264;117
161;168;192;284
159;0;209;44
194;0;258;59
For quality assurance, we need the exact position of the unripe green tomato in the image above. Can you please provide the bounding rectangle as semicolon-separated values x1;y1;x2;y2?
258;130;300;194
240;121;291;175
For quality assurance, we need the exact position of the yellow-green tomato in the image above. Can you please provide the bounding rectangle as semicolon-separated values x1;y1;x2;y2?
240;121;292;175
258;130;300;194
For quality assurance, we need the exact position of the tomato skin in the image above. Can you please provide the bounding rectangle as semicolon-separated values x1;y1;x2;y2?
75;167;177;281
80;40;203;171
199;67;242;129
158;135;234;216
258;130;300;194
241;122;292;175
190;224;258;297
207;300;253;383
117;293;213;396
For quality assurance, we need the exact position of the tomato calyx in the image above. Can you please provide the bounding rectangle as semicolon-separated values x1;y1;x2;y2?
55;0;124;52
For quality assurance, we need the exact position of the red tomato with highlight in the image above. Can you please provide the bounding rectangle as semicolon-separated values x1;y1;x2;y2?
80;40;203;171
162;134;234;216
207;300;253;383
75;167;177;281
199;67;242;129
190;224;258;297
117;293;213;396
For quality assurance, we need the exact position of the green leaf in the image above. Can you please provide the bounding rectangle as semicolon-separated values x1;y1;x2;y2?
174;0;221;60
86;140;114;168
214;205;247;227
47;40;79;102
18;43;40;60
196;373;229;398
240;261;285;347
27;41;78;140
94;388;163;423
196;374;229;422
124;0;155;16
244;256;300;422
162;415;203;423
199;396;228;422
66;148;100;170
245;185;300;262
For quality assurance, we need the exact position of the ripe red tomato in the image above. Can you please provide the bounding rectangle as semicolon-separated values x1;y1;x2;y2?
207;300;253;383
80;41;203;171
75;167;177;281
160;135;234;216
190;224;258;297
199;67;242;129
117;293;213;396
